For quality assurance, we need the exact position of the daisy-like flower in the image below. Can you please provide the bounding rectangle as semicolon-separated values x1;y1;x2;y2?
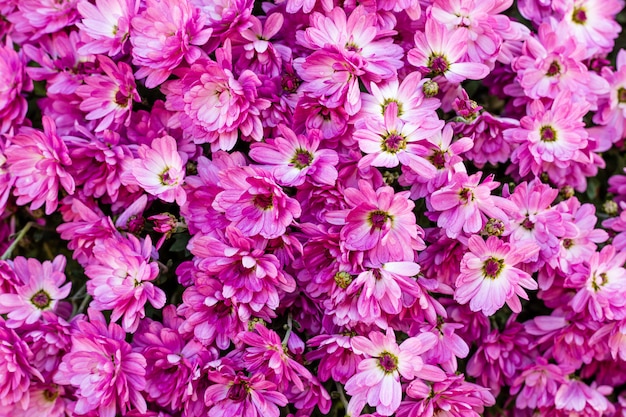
326;180;424;264
568;245;626;321
53;309;147;417
429;172;514;239
76;55;140;132
5;116;75;215
213;166;301;239
454;235;540;316
249;125;338;187
76;0;139;56
505;91;590;178
0;255;70;328
131;0;212;88
355;102;439;176
345;328;445;416
408;19;490;84
7;0;79;42
122;135;186;206
84;234;166;332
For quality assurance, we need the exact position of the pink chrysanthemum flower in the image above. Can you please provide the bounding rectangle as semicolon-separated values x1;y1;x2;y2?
429;172;514;239
133;305;211;410
77;0;139;56
510;358;567;410
555;378;612;416
192;0;253;40
0;138;15;214
122;135;186;205
408;19;490;84
345;328;445;416
505;91;589;178
355;102;439;176
240;324;314;392
326;180;425;264
398;374;495;417
76;55;140;132
12;383;69;417
0;40;31;134
558;0;623;58
213;166;301;239
297;6;404;83
249;125;338;187
5;116;75;215
53;309;147;417
455;235;540;316
84;235;166;332
568;245;626;321
0;255;70;328
204;365;288;417
7;0;79;41
236;13;285;78
22;31;93;96
163;41;270;151
0;318;44;410
131;0;212;88
306;332;365;384
188;227;296;312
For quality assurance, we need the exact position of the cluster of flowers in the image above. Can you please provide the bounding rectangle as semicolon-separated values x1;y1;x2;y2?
2;0;626;416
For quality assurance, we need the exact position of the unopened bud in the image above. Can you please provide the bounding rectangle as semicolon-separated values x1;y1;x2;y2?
423;80;439;97
604;200;619;216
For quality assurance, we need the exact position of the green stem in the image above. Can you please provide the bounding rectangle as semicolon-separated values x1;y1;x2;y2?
335;382;350;414
1;222;33;261
282;313;293;346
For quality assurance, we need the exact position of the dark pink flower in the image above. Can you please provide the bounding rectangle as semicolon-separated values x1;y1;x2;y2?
6;116;75;215
53;309;147;417
0;40;31;133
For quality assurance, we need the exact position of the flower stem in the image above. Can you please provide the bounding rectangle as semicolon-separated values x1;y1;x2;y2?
1;222;33;260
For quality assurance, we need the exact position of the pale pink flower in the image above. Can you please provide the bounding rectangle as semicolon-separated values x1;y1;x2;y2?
84;235;166;332
558;0;623;58
355;102;439;177
249;125;338;187
12;383;69;417
408;19;490;84
297;6;404;83
510;358;567;410
76;55;140;132
568;245;626;321
192;0;253;40
326;180;425;264
455;235;539;316
77;0;139;56
213;166;301;239
0;255;70;328
131;0;212;88
555;379;612;415
122;135;186;206
429;172;514;239
6;116;75;215
53;309;147;417
163;41;270;151
345;329;445;416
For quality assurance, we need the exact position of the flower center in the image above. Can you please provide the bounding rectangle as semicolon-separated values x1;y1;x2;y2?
253;193;274;210
483;257;504;279
546;60;561;77
381;132;406;154
429;150;446;169
562;238;574;249
540;126;557;142
161;169;178;186
618;87;626;104
378;352;399;373
591;272;608;291
572;7;587;24
31;289;51;310
334;271;353;289
458;187;473;204
429;54;449;75
114;89;131;107
43;386;59;402
228;380;249;402
281;73;301;93
368;210;392;229
290;149;314;170
521;217;535;230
